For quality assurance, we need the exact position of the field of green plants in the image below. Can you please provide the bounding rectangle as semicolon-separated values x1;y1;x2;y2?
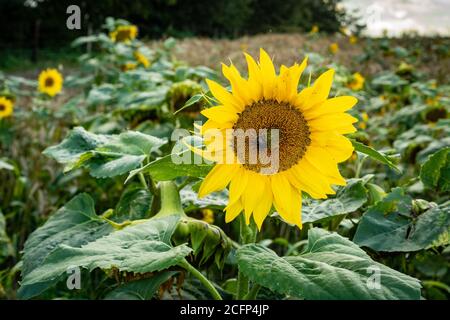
0;18;449;300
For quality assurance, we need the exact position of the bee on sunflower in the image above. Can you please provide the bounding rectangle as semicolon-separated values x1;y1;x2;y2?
110;25;138;43
195;49;358;230
38;69;63;97
0;97;14;119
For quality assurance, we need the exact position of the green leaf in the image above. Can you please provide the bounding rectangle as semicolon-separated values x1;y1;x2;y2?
302;179;368;223
19;194;113;298
0;158;14;171
174;93;203;115
237;228;421;299
18;215;192;299
104;271;177;300
44;127;166;178
420;147;450;192
353;188;450;252
127;151;213;183
351;140;400;172
114;184;152;221
180;184;228;211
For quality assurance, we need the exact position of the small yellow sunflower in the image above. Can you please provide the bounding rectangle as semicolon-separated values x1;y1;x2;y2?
110;25;138;43
349;35;358;44
310;25;319;34
38;69;63;97
196;49;358;229
134;51;150;68
0;97;14;119
121;62;137;71
329;43;339;54
348;72;365;91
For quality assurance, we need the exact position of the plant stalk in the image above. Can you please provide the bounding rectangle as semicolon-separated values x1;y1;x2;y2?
236;214;257;299
180;259;222;300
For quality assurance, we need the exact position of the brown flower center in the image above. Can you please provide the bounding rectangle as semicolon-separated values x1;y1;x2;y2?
0;104;5;111
232;99;311;174
116;29;131;42
45;77;55;87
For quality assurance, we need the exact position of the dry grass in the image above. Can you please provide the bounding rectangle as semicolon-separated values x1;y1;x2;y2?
150;33;450;82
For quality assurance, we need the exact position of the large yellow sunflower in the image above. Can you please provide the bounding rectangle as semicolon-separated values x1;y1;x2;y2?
0;97;14;119
196;49;358;230
38;69;63;97
110;25;138;43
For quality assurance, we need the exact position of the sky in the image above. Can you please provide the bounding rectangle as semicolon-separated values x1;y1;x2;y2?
341;0;450;36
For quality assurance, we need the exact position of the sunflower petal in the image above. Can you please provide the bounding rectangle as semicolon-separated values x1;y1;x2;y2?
303;96;358;120
259;48;276;99
224;199;243;223
206;79;243;112
253;177;273;230
201;105;239;123
198;164;239;198
303;69;335;109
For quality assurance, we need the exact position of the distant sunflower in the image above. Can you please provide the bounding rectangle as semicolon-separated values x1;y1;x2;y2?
134;51;150;68
329;43;339;54
121;62;137;71
196;49;358;229
0;97;14;119
38;69;63;97
110;25;138;43
348;72;365;91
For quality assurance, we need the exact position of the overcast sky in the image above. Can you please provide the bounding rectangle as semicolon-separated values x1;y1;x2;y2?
341;0;450;36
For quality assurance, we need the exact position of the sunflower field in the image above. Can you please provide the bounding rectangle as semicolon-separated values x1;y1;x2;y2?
0;16;449;302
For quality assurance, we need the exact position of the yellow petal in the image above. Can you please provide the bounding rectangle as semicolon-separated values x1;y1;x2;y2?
304;146;346;185
224;199;243;223
228;167;249;205
310;132;354;162
201;106;239;123
198;164;239;198
244;52;263;101
308;113;358;132
295;159;336;195
303;96;358;120
200;119;233;134
303;69;335;110
270;173;292;216
259;48;276;99
253;177;273;230
206;79;243;112
286;166;327;199
222;63;252;105
241;172;267;224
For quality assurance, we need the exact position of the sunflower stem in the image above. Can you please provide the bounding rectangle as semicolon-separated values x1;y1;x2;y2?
236;214;257;300
153;181;186;218
179;259;222;300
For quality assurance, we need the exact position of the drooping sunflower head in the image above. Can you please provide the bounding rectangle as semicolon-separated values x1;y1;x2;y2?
38;69;63;97
0;97;14;119
110;25;138;43
134;51;150;68
196;49;358;230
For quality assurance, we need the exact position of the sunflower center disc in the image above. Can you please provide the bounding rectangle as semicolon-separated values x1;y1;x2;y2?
233;99;311;174
45;77;54;87
0;104;5;111
117;30;131;41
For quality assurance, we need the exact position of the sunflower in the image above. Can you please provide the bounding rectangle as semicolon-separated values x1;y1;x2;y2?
134;51;150;68
38;69;63;97
196;49;357;229
110;25;138;43
329;43;339;54
0;97;14;119
347;72;365;91
121;62;137;71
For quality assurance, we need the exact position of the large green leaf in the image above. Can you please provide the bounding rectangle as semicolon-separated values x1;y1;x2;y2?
420;147;449;192
237;228;421;299
18;215;192;299
180;183;228;211
353;188;450;252
302;179;368;223
104;271;177;300
44;127;166;178
21;194;113;276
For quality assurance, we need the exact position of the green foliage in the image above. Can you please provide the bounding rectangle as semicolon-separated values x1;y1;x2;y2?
354;188;450;252
420;147;450;192
237;228;421;299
